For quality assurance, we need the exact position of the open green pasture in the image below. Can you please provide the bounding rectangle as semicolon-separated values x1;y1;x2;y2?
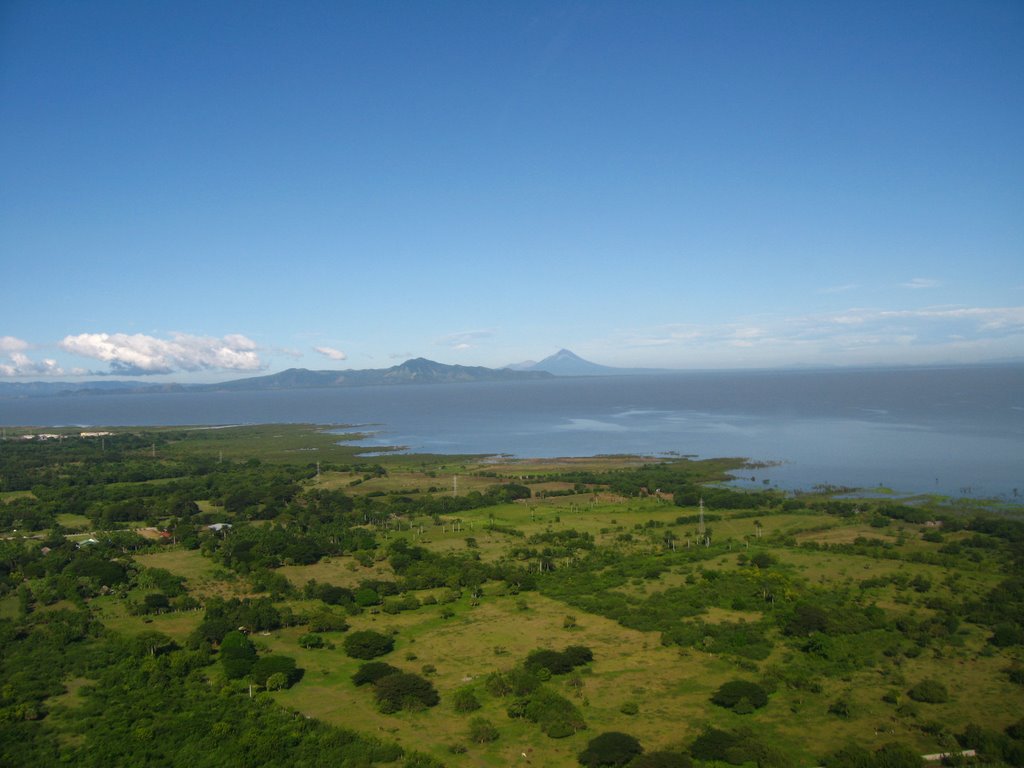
265;587;750;766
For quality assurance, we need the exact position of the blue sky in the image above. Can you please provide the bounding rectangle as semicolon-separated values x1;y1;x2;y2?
2;0;1022;381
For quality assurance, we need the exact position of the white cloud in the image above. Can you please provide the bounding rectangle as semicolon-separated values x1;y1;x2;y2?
903;277;940;289
0;336;29;354
59;332;263;375
609;304;1024;367
0;336;67;377
314;345;347;361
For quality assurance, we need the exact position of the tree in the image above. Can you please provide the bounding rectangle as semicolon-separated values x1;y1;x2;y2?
373;672;439;713
220;630;256;679
298;633;325;649
352;661;401;687
750;552;777;569
308;610;349;633
143;593;170;613
343;630;395;659
578;731;643;767
132;630;177;657
250;655;298;687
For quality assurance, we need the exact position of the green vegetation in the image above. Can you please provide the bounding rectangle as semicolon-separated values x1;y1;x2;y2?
578;731;644;766
344;629;396;659
1;424;1023;766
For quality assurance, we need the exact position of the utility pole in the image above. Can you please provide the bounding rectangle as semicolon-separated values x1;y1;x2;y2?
698;498;705;538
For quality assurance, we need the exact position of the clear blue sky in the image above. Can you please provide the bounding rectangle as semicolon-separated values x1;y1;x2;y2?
2;0;1022;380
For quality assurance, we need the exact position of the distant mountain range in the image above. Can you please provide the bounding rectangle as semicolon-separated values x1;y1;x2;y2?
0;358;552;398
203;358;552;391
0;350;674;398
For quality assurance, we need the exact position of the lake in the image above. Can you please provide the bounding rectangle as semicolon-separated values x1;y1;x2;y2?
2;365;1022;499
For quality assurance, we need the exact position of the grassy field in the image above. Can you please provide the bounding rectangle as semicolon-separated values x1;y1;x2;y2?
95;489;1024;766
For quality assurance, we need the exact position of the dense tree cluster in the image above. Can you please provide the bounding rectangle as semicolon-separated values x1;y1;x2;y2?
711;680;770;712
343;630;395;659
0;608;402;767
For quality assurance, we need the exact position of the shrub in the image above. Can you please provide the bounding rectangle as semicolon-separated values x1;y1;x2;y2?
991;623;1024;647
515;686;586;738
829;698;852;718
451;687;482;713
578;731;643;767
908;679;949;704
711;680;769;711
265;672;288;691
547;721;575;739
563;645;594;666
352;661;401;686
344;630;395;659
619;701;639;715
873;742;923;768
354;587;380;607
486;666;541;698
823;744;874;768
374;672;439;713
468;717;499;743
403;753;445;768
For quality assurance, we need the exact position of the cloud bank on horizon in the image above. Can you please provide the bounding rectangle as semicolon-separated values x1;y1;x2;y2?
3;301;1023;379
1;3;1021;380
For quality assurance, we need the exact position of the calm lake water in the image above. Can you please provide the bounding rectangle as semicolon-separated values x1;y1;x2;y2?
2;366;1022;499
